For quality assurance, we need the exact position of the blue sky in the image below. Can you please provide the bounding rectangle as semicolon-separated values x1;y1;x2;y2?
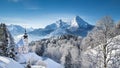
0;0;120;28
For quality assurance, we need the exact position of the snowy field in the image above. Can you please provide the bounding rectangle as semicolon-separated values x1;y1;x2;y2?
0;52;63;68
16;52;63;68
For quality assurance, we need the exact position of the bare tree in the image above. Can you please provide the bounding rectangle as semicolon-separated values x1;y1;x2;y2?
82;16;117;68
97;16;115;68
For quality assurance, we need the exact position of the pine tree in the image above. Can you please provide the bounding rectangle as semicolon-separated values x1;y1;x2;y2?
0;23;16;59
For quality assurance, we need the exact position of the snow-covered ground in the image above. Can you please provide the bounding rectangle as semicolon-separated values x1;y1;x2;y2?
0;56;24;68
16;52;63;68
0;53;63;68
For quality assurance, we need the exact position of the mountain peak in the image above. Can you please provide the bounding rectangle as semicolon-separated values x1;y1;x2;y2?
71;16;89;28
75;16;81;20
56;19;63;24
58;19;62;22
74;16;87;24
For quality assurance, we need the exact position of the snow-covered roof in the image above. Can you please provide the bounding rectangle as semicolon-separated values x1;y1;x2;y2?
16;39;24;48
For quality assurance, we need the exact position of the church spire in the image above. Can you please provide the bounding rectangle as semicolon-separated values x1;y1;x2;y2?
23;28;28;39
25;28;26;34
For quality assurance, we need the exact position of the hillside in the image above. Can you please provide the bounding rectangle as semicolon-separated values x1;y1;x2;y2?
29;34;82;68
0;56;24;68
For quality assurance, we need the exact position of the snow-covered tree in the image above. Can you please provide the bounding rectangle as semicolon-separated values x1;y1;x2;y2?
95;16;115;68
0;23;16;59
30;35;82;68
113;21;120;36
82;16;120;68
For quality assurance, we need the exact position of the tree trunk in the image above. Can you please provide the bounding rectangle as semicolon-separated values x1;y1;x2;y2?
103;44;107;68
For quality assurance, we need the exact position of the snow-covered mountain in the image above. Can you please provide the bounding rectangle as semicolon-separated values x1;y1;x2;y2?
71;16;90;28
69;16;92;31
30;16;94;38
7;24;34;36
7;24;34;42
45;20;70;37
8;16;94;41
7;24;25;36
45;19;70;30
49;16;94;37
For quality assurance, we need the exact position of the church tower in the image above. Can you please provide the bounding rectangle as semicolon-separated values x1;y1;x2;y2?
23;29;29;53
16;29;29;54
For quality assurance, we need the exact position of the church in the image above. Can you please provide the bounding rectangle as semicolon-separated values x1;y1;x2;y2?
16;29;29;54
